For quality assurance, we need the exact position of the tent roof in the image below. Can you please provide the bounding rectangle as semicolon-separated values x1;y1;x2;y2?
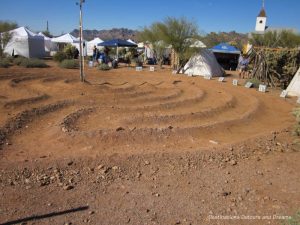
38;32;51;40
52;33;79;43
287;67;300;97
88;37;103;44
9;27;42;38
98;39;137;47
211;43;241;54
182;49;224;77
189;40;206;48
127;39;137;45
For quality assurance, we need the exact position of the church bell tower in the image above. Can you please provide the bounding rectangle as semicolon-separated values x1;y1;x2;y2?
255;0;267;32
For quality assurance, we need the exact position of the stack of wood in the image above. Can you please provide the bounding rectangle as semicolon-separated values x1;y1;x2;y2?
248;47;300;88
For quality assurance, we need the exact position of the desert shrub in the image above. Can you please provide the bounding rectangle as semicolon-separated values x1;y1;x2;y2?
293;108;300;136
282;211;300;225
53;51;67;62
20;58;48;68
98;64;110;71
13;57;26;65
245;78;262;88
60;59;79;69
64;44;78;59
292;108;300;150
0;58;11;68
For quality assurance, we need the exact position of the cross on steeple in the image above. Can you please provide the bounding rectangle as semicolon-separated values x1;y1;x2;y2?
262;0;265;8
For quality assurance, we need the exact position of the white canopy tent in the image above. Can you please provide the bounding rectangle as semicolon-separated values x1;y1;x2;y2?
190;40;207;48
87;37;103;56
51;33;79;43
52;33;87;56
181;49;224;77
4;27;45;58
38;32;58;53
286;67;300;97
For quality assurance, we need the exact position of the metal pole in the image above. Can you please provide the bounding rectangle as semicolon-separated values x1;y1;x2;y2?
79;0;84;82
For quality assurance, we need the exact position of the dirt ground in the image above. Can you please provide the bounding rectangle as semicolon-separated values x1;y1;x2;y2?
0;62;299;225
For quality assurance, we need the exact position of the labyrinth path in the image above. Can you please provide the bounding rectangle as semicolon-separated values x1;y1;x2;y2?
0;66;295;161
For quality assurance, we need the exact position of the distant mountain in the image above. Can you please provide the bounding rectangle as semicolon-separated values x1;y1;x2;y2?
71;28;139;41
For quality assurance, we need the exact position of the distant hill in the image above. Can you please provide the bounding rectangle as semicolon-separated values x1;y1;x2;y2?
70;29;248;50
200;31;248;49
71;28;139;41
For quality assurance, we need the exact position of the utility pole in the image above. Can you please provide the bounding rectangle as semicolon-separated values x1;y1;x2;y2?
77;0;85;82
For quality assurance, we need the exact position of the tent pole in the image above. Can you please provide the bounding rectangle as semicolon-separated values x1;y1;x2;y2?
79;0;85;82
116;46;119;61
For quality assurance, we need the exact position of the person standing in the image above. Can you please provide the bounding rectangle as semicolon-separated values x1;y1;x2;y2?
92;45;98;64
238;54;250;79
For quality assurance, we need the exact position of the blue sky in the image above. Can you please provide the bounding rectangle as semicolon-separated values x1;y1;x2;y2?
0;0;299;36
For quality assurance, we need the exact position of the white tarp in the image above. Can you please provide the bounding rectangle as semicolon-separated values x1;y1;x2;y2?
182;49;224;77
4;27;45;58
87;37;103;56
287;67;300;97
38;32;58;52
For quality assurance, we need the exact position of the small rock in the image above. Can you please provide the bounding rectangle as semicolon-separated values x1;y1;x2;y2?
63;185;74;190
257;157;261;161
230;160;237;166
144;161;150;165
89;211;95;215
116;127;125;132
97;165;104;170
222;191;231;196
256;170;264;175
136;171;142;178
243;187;251;194
112;166;119;170
152;192;160;197
67;161;73;166
62;127;68;133
209;140;219;145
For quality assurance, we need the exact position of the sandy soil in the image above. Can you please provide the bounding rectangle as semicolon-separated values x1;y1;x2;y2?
0;62;299;225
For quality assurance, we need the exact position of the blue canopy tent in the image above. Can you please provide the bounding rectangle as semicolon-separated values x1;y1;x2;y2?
211;43;241;70
211;43;241;54
98;39;137;60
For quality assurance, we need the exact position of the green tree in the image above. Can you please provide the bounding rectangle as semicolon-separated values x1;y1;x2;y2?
139;17;199;72
0;21;18;58
41;30;52;38
200;31;248;50
249;30;300;48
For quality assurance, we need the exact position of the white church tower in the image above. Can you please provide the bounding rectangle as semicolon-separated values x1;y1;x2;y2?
255;0;267;32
